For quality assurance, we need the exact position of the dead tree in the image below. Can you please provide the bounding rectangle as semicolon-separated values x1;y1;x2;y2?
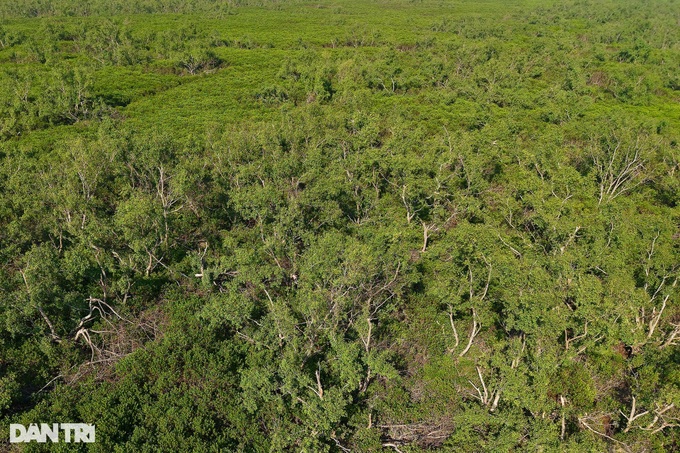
640;403;679;434
468;366;502;412
660;323;680;349
156;166;183;246
620;397;649;433
592;135;646;205
578;413;627;446
19;267;60;343
72;297;127;360
450;255;490;357
421;222;439;252
400;185;419;224
565;321;588;351
309;363;324;400
459;308;481;357
560;395;567;440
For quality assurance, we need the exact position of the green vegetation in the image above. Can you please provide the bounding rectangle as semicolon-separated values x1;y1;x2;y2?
0;0;679;450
